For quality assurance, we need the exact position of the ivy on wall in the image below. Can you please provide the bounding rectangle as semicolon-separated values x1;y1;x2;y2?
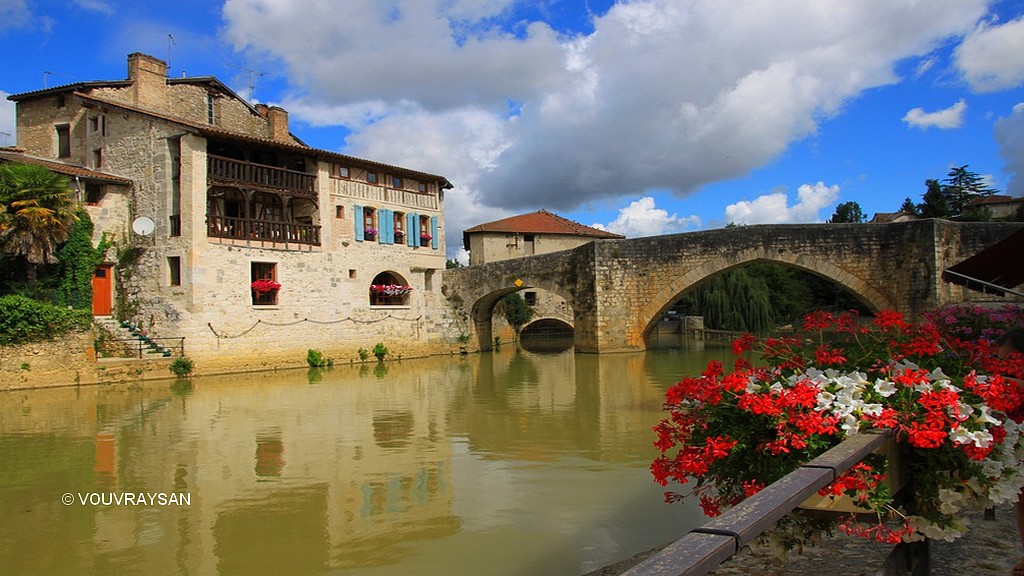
56;209;109;310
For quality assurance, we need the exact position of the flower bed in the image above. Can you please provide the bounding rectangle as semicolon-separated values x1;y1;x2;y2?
651;309;1024;547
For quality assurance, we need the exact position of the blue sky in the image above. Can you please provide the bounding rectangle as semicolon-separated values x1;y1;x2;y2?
2;0;1023;260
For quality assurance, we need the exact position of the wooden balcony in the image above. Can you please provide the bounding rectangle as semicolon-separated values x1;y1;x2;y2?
207;215;321;246
208;155;316;197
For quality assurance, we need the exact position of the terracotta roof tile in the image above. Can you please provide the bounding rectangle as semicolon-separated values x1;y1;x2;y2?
463;210;624;238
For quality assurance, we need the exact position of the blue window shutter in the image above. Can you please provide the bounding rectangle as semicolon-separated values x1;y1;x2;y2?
380;209;391;244
354;205;364;241
407;213;416;246
431;216;439;250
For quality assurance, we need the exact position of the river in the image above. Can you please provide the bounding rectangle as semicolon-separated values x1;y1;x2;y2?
0;337;732;576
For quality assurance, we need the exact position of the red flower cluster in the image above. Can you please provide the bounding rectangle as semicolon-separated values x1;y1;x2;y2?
651;307;1024;546
250;279;281;294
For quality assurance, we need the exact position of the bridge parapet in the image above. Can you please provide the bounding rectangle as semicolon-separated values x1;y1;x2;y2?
445;220;1024;353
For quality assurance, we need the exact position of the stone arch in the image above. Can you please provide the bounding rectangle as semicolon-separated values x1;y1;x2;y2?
637;249;897;338
369;271;412;306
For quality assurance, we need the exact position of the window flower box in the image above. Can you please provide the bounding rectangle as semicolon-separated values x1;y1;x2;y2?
250;280;281;294
364;227;378;239
370;284;413;296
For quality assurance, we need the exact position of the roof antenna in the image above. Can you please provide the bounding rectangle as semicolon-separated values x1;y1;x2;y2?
244;68;264;102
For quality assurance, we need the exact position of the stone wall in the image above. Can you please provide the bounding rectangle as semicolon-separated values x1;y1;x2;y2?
0;330;178;390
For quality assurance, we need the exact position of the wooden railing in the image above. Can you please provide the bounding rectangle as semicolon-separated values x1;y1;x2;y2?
622;430;927;576
208;154;316;197
207;215;321;246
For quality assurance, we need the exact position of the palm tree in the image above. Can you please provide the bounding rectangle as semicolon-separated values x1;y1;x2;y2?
0;162;78;282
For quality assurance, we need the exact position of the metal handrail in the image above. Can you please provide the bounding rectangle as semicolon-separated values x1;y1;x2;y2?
95;337;185;359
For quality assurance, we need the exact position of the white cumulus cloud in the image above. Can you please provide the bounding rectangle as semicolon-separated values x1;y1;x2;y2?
724;182;840;225
955;16;1024;92
902;99;967;129
591;196;700;238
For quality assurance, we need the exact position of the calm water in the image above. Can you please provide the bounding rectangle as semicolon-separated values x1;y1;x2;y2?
0;339;731;576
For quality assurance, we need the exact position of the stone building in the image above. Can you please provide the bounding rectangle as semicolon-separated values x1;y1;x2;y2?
7;52;458;372
462;209;623;265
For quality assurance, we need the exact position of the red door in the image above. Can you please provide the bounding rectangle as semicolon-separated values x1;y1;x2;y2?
92;265;113;316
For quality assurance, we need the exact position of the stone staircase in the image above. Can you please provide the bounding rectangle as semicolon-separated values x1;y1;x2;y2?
93;317;176;359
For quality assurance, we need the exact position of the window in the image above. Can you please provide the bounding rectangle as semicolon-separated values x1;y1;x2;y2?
363;207;378;240
55;95;66;108
370;271;411;306
168;257;181;287
88;115;105;135
417;182;427;193
393;211;405;243
251;262;279;306
419;215;431;247
366;172;378;184
335;205;345;219
56;124;71;158
349;269;357;279
207;93;217;124
391;176;403;189
523;291;537;306
332;164;349;179
92;148;102;168
85;183;104;205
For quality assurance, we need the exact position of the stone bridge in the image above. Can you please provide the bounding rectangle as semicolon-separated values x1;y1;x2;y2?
441;219;1024;353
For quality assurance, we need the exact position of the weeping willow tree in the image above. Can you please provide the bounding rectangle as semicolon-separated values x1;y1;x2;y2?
675;262;869;333
677;268;774;333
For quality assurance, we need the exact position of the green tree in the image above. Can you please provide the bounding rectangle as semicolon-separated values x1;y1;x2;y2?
0;163;78;282
942;165;995;218
899;197;918;216
916;179;949;218
828;201;865;223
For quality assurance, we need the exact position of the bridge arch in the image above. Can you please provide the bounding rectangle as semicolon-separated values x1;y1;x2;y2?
637;249;896;338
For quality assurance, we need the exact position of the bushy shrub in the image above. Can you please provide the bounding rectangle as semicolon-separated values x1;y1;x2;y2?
306;349;333;367
372;342;388;362
169;356;194;377
0;294;92;345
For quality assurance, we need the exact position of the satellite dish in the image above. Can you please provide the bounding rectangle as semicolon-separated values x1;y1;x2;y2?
132;217;155;236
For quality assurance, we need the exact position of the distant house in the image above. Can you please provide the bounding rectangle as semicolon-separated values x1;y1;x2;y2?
7;52;456;368
462;209;623;265
963;195;1024;220
869;211;919;224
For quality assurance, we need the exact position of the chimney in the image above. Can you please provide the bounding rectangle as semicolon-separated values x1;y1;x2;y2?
266;106;290;143
127;53;168;110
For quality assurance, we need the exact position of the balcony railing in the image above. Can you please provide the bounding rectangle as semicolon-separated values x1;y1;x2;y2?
208;155;316;197
207;215;321;246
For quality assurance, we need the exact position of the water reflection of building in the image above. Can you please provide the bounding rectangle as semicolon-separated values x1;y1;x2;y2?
0;365;458;574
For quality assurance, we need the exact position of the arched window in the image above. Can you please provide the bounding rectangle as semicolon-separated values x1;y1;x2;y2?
369;272;412;306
